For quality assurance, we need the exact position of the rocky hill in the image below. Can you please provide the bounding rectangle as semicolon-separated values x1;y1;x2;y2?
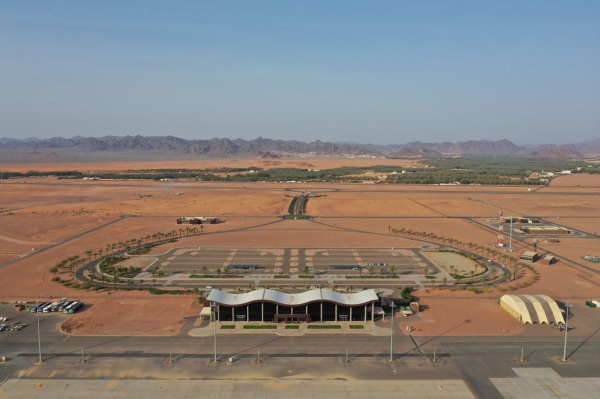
386;147;443;158
0;135;597;157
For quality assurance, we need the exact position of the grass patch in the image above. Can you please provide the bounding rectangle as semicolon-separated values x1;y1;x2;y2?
308;325;342;330
220;325;235;329
285;325;300;329
243;325;277;329
349;325;364;329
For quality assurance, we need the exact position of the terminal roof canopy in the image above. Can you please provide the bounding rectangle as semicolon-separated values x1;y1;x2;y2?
207;288;379;307
500;294;565;325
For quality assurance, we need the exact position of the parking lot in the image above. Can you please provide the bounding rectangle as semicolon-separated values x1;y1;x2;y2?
150;247;438;276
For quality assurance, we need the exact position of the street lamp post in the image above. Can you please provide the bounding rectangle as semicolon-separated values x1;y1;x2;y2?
36;303;42;363
562;302;571;362
389;302;396;362
212;302;218;363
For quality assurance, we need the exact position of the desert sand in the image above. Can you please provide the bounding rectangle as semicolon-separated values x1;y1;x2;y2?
1;162;599;337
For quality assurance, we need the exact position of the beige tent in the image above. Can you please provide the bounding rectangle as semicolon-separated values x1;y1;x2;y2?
500;294;565;325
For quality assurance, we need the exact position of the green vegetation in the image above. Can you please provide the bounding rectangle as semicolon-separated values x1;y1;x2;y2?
5;160;597;186
308;325;342;329
98;257;141;278
285;325;300;329
386;156;596;185
398;287;414;304
349;325;364;329
220;325;236;329
243;325;277;329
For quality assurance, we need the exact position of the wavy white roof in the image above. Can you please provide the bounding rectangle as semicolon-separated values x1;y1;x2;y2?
208;288;378;307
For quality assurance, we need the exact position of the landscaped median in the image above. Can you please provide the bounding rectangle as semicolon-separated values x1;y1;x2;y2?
243;325;277;330
307;325;342;329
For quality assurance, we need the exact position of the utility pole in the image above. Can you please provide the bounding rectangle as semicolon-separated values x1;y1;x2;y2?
562;302;571;362
509;217;513;253
389;302;396;362
212;302;218;363
36;303;42;363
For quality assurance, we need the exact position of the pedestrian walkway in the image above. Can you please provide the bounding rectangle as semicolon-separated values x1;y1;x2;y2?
0;378;476;399
188;321;391;337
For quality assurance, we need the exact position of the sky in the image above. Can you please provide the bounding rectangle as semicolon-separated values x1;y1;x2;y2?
0;1;598;145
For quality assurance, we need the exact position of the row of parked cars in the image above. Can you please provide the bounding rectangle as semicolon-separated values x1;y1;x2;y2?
364;262;388;266
0;322;24;332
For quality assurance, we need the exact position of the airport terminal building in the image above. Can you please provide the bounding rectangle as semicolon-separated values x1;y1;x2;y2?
206;289;379;323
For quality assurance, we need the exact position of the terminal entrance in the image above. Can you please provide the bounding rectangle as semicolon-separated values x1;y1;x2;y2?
274;314;311;323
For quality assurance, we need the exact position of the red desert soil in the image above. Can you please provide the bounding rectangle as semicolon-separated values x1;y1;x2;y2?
0;157;420;173
549;173;600;187
61;297;197;336
399;298;524;336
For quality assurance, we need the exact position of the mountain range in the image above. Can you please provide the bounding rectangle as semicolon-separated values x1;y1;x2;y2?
0;136;598;158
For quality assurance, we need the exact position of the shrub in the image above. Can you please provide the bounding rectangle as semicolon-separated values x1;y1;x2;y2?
51;277;61;282
308;325;342;329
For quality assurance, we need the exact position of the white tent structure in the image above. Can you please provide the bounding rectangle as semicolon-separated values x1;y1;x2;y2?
500;294;565;325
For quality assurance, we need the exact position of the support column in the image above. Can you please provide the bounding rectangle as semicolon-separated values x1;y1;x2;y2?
320;302;323;322
371;303;374;322
349;307;352;322
261;302;264;322
276;304;278;318
232;306;235;322
217;305;220;322
306;305;308;315
335;304;338;322
247;305;249;322
364;305;367;322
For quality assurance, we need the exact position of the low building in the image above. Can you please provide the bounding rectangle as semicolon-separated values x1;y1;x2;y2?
539;255;555;265
207;288;379;323
521;226;571;235
520;251;539;263
176;216;219;225
500;294;565;325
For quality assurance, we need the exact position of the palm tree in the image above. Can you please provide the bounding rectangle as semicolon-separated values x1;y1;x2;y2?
469;270;475;279
443;277;447;287
85;250;93;263
216;268;221;277
430;276;437;288
423;267;429;276
152;279;157;287
388;225;391;234
139;279;144;286
200;225;205;234
113;275;119;288
100;274;106;285
224;266;230;276
111;243;116;256
512;264;520;281
388;265;396;276
179;228;184;237
303;266;310;276
368;266;375;276
203;266;208;277
89;274;96;285
380;268;385;277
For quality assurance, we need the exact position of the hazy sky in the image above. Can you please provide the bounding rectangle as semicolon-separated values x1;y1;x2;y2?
1;1;598;144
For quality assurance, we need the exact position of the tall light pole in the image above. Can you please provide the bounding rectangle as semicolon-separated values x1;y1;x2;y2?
212;302;218;363
36;303;42;363
562;302;571;362
389;302;396;362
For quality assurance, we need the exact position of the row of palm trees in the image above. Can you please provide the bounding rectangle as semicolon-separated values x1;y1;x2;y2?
51;225;207;289
388;226;526;282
